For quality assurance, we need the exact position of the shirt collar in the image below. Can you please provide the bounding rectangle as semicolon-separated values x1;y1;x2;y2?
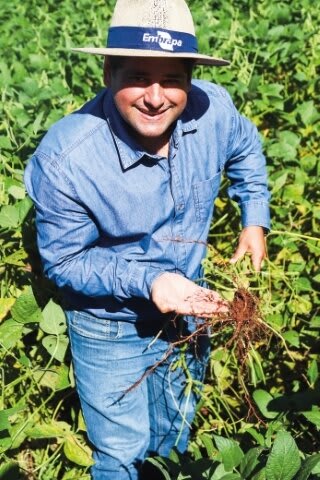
103;89;198;170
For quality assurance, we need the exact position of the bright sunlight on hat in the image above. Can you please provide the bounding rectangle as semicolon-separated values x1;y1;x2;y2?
72;0;230;66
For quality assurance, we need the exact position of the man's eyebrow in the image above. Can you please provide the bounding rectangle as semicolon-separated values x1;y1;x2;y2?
126;69;149;75
164;73;186;78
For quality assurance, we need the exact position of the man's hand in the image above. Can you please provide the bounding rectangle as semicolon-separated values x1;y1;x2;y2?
230;226;267;271
151;272;228;317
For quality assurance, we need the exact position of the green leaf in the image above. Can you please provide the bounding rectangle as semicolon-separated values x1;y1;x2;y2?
21;77;40;97
288;297;312;315
33;365;71;391
297;101;319;126
17;196;33;223
251;467;266;480
301;409;320;428
0;461;21;480
40;299;67;334
3;249;28;267
258;83;283;98
61;470;90;480
307;360;318;385
0;319;24;349
63;434;94;467
177;473;192;480
0;435;12;452
278;131;300;148
300;155;317;173
0;137;12;150
0;297;15;322
267;313;286;328
213;435;244;471
253;390;278;419
0;412;10;432
245;427;265;447
200;433;215;458
283;184;304;202
266;431;301;480
294;277;312;292
210;463;229;479
144;457;174;480
294;453;320;480
11;288;42;324
0;405;27;432
169;447;185;465
42;334;69;362
0;205;20;228
312;461;320;475
271;172;288;194
29;53;50;69
267;142;297;161
283;330;300;348
33;110;45;135
26;421;71;439
181;458;217;479
77;409;87;433
7;185;25;200
240;447;262;478
310;316;320;328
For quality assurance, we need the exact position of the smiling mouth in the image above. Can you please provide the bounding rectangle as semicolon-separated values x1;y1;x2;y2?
136;107;170;117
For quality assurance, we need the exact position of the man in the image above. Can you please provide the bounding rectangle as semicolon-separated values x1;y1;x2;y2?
24;0;270;478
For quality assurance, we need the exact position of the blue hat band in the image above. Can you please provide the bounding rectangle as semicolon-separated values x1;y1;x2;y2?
107;26;198;53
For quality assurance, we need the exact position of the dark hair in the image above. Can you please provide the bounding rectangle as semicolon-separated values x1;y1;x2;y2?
106;55;195;80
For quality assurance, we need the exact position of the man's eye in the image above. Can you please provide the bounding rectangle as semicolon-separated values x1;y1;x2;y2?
163;78;183;86
128;76;147;84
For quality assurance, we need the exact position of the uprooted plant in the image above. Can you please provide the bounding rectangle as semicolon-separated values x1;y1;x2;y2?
126;265;271;423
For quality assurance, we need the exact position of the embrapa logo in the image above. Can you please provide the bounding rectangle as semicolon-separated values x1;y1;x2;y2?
142;31;183;51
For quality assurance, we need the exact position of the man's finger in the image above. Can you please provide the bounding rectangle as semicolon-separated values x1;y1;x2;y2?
252;252;265;272
187;297;229;316
230;246;247;264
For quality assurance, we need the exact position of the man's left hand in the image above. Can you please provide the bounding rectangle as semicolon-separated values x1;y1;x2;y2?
230;226;267;271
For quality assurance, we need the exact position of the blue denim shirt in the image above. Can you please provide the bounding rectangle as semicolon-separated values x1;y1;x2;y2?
24;80;270;322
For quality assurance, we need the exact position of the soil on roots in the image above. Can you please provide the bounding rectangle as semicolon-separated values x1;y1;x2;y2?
125;286;269;419
188;286;268;365
223;287;268;364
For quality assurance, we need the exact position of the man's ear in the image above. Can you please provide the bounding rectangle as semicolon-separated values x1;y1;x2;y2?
103;57;111;86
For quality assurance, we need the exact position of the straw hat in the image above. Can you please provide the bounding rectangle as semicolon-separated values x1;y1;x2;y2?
72;0;229;66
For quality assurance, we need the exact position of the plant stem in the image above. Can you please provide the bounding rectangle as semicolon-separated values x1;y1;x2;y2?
269;230;320;242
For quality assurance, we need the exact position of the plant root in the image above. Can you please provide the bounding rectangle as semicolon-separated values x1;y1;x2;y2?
123;286;269;422
224;287;268;365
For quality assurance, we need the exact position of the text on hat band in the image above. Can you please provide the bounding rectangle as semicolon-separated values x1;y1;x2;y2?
107;26;198;53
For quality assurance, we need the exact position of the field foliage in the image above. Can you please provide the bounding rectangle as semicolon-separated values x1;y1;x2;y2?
0;0;319;478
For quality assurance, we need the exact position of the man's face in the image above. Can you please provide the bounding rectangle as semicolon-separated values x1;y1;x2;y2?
105;57;191;151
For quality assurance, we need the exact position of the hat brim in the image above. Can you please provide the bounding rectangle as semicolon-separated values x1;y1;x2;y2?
71;47;230;66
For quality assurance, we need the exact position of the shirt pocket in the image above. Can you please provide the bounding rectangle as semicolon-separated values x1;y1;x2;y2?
192;172;221;223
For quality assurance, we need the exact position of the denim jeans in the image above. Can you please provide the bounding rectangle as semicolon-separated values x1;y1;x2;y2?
65;310;210;480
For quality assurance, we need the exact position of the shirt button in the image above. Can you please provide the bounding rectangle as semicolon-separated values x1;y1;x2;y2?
177;204;184;211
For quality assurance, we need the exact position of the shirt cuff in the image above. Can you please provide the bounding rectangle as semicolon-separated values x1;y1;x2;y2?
127;263;166;299
240;201;271;231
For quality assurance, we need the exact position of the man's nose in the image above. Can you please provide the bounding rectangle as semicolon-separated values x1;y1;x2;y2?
144;83;165;109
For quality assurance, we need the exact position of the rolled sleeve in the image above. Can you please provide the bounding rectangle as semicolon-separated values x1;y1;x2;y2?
127;264;165;299
240;200;271;231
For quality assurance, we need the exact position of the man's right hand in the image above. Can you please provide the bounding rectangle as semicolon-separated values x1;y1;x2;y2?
151;272;228;317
